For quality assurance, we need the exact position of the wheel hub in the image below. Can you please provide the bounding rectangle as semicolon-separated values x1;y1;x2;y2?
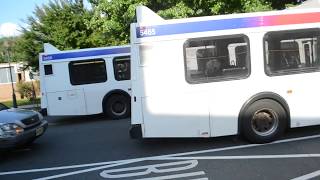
111;101;127;115
251;108;279;136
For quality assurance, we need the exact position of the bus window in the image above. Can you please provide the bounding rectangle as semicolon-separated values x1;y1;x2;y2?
69;59;107;85
184;35;250;83
44;64;53;75
264;28;320;75
113;56;130;81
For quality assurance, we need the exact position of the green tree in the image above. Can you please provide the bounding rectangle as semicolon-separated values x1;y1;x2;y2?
0;37;20;63
14;0;302;70
15;0;102;70
89;0;147;46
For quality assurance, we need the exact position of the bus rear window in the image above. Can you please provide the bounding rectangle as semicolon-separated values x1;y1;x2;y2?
113;56;130;81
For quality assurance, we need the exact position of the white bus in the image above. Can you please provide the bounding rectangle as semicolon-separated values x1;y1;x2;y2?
129;6;320;143
39;43;131;119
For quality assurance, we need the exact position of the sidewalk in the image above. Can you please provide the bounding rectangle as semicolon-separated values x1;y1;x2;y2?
18;104;40;110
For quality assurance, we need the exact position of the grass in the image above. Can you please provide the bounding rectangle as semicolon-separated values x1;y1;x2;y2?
1;98;40;108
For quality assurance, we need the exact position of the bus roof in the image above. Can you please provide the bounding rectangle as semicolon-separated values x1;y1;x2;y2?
135;6;320;39
41;44;130;61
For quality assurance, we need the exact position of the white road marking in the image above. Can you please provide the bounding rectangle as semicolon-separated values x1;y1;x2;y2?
100;160;198;178
291;170;320;180
0;134;320;177
0;161;121;175
153;154;320;160
135;171;206;180
34;160;141;180
167;134;320;158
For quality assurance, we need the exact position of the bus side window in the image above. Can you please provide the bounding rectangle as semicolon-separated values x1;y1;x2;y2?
69;59;107;85
44;64;53;75
185;35;250;83
264;28;320;76
113;56;130;81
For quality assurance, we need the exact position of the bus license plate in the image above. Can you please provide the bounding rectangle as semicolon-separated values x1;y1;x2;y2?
36;127;44;136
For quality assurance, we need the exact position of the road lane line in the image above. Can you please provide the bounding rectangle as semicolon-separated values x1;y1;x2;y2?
0;161;120;175
1;134;320;176
136;171;206;180
291;169;320;180
34;160;141;180
163;134;320;158
153;154;320;160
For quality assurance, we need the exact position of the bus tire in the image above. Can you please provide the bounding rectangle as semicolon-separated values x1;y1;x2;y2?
241;99;287;143
104;94;130;119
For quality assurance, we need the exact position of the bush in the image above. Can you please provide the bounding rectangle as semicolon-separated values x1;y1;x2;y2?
16;81;39;101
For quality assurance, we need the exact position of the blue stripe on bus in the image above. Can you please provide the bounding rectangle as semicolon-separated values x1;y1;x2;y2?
42;47;130;61
136;17;256;38
136;12;320;38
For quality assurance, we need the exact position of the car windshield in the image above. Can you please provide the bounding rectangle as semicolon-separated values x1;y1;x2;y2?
0;103;9;111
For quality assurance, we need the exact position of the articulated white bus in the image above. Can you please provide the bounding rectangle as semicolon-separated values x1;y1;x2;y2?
40;44;131;119
130;6;320;143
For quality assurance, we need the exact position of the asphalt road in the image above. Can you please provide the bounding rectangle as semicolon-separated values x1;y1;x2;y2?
1;115;320;180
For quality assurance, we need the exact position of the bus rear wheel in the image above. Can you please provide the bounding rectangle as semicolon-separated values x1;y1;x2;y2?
104;94;130;119
241;99;287;143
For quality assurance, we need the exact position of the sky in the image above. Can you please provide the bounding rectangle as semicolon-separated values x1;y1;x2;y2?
0;0;90;38
0;0;52;37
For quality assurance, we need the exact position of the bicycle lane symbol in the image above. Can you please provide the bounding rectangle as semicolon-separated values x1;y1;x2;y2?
100;160;208;179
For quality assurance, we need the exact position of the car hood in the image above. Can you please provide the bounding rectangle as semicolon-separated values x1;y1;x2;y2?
0;108;38;123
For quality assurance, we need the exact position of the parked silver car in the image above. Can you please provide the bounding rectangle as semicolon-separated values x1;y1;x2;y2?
0;103;48;149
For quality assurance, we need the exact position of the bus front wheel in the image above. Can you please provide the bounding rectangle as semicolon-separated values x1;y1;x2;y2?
104;94;130;119
241;99;287;143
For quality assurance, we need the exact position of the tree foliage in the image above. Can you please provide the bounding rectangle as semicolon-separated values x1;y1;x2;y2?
14;0;104;70
0;37;21;63
88;0;301;46
5;0;303;70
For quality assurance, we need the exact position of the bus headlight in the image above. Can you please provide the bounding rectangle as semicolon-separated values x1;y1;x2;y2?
0;123;24;138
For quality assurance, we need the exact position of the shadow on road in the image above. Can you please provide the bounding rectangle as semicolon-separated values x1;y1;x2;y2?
44;114;126;126
129;125;320;153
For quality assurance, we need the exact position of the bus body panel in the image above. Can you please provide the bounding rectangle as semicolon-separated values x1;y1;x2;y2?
142;95;210;137
130;24;144;125
269;72;320;128
39;55;48;111
46;89;86;115
137;39;211;137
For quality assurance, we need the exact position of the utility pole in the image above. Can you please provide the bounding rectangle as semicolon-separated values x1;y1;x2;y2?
4;41;17;108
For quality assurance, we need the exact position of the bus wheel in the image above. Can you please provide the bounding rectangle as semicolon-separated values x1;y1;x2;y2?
241;99;287;143
104;94;130;119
